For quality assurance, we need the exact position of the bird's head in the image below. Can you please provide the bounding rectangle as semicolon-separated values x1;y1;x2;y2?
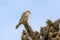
26;10;30;14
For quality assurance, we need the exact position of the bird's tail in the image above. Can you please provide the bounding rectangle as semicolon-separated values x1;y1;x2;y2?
16;22;22;29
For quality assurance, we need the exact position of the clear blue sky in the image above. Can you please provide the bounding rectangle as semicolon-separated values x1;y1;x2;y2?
0;0;60;40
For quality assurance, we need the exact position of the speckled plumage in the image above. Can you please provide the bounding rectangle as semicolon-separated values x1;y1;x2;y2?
16;11;30;29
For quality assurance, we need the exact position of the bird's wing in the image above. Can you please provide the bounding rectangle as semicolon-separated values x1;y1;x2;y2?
19;12;26;21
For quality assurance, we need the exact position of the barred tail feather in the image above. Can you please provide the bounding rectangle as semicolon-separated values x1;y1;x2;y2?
16;22;22;29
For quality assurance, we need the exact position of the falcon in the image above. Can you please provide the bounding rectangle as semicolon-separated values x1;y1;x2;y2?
16;11;30;29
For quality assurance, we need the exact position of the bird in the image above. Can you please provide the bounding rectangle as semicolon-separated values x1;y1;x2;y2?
16;11;30;29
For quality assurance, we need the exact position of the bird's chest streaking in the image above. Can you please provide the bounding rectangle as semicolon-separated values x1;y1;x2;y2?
20;12;30;23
